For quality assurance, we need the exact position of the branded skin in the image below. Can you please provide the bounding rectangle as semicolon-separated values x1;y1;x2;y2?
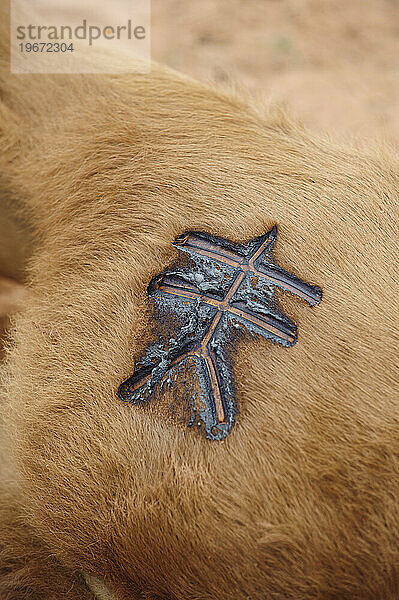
0;3;398;599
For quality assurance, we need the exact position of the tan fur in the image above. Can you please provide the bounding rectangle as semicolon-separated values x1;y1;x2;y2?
0;2;398;598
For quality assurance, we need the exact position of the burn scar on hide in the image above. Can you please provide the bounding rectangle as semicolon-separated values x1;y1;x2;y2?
118;226;322;441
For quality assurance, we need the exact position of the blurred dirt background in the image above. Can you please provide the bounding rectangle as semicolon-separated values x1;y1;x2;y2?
1;0;399;350
152;0;399;145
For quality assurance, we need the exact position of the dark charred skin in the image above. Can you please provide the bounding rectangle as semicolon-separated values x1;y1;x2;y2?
118;226;322;441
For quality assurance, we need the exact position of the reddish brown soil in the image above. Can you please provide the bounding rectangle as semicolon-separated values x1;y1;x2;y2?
151;0;399;145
